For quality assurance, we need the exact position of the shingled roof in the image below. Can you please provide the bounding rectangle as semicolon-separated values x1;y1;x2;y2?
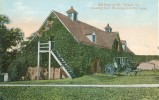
121;40;126;44
53;11;118;49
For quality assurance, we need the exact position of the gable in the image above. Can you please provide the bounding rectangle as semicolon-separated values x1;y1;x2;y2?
120;40;134;54
35;11;119;49
37;12;57;35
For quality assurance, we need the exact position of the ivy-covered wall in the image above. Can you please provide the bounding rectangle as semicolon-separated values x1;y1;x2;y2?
8;13;159;81
38;13;130;76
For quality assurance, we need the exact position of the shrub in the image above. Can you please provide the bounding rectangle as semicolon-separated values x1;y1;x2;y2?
8;56;28;81
0;74;3;82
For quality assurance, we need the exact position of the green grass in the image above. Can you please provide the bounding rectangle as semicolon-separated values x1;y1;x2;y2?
1;70;159;85
1;87;159;100
1;70;159;100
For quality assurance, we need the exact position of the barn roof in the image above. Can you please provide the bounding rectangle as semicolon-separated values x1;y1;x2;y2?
53;11;118;49
121;40;126;44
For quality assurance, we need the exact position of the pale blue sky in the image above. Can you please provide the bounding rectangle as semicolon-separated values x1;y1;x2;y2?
0;0;158;55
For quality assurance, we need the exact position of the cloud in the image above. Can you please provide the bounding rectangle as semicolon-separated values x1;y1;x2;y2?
23;17;33;23
5;1;42;37
57;3;65;10
15;1;31;14
86;1;93;7
122;9;137;19
14;1;39;21
15;0;27;10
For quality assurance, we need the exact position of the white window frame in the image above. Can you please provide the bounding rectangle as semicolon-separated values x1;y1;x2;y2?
86;32;96;43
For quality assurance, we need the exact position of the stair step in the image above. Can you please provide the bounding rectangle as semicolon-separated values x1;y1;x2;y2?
62;63;67;66
63;67;68;70
59;58;64;61
64;64;67;66
67;70;72;72
51;49;75;78
58;56;62;59
60;60;67;64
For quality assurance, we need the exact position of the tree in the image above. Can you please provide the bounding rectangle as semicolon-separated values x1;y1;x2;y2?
0;15;24;72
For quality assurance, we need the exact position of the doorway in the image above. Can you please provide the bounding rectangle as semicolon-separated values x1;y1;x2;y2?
91;59;101;73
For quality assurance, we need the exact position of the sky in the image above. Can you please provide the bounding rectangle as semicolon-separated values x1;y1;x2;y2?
0;0;158;55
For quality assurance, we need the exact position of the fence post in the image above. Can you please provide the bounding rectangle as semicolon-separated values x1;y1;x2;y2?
37;41;40;80
48;41;51;80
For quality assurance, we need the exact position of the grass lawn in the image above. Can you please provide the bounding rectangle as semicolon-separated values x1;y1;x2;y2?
1;87;159;100
1;70;159;100
2;70;159;85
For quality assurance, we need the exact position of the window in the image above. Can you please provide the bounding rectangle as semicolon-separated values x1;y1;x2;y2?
106;29;112;32
92;35;96;42
122;44;126;50
86;32;96;43
68;13;72;18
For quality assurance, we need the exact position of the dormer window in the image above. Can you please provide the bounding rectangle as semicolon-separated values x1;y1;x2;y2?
121;40;127;50
66;6;78;22
73;13;78;21
92;34;96;42
68;13;72;18
122;44;127;50
86;32;96;43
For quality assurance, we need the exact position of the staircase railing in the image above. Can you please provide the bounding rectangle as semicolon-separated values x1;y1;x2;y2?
50;50;73;78
37;41;75;80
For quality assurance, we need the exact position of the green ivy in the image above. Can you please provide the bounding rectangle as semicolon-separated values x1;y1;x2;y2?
8;13;159;81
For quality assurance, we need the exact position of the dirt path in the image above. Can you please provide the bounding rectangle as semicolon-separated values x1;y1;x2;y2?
1;84;159;87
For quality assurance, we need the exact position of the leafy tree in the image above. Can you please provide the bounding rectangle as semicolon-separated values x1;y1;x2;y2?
0;15;24;72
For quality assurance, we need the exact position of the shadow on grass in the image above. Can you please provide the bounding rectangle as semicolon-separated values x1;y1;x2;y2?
89;74;117;81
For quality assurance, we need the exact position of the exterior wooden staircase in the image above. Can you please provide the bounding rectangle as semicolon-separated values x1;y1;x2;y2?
51;50;75;78
37;41;75;79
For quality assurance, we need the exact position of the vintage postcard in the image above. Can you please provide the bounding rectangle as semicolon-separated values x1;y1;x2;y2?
0;0;159;99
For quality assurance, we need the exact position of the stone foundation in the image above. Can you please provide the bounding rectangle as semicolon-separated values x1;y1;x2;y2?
24;67;67;80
